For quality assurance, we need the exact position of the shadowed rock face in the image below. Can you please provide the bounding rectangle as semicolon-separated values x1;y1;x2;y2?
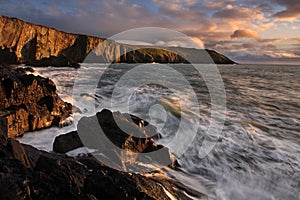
0;65;72;138
0;121;207;200
0;15;235;66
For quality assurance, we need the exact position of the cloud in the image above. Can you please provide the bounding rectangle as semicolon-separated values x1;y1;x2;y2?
0;0;299;63
110;27;205;49
210;4;270;33
191;37;205;48
231;29;260;39
206;34;300;64
254;3;273;12
114;38;205;49
213;5;263;19
230;53;300;64
0;0;173;37
272;6;300;20
114;40;154;46
154;39;203;48
270;52;299;58
272;0;300;20
203;0;236;10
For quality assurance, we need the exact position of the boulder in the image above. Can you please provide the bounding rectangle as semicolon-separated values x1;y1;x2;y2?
53;131;83;153
0;65;72;138
53;109;178;171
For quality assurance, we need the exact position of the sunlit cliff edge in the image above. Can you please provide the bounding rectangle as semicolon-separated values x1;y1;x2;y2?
0;15;235;67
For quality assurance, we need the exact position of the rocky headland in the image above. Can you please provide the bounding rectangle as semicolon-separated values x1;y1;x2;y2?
0;15;235;66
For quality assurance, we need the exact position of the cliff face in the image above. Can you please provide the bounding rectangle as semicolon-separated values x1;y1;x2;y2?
0;65;72;138
0;15;235;66
0;16;103;67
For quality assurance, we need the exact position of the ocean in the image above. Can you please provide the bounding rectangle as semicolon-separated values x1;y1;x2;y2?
18;64;300;200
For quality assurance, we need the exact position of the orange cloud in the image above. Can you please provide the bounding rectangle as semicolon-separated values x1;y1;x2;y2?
231;29;260;39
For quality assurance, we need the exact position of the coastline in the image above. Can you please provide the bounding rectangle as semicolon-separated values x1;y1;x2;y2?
0;64;206;199
0;15;236;67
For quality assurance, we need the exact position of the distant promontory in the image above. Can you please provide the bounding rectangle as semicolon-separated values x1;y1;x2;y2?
0;15;235;66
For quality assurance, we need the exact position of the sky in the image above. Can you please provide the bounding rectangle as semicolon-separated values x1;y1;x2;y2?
0;0;300;64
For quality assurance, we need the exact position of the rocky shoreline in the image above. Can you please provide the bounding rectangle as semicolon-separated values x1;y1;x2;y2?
0;127;207;199
0;15;223;199
0;66;207;199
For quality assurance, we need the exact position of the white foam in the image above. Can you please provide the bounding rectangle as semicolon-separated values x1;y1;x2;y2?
17;124;76;151
66;147;97;157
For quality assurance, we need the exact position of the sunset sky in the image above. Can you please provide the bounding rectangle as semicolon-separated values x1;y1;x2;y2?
1;0;299;64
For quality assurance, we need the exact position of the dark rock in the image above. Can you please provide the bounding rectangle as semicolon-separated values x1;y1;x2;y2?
0;15;235;67
94;109;159;152
0;65;72;138
0;124;207;200
53;109;177;171
8;139;34;168
76;154;206;200
53;131;83;154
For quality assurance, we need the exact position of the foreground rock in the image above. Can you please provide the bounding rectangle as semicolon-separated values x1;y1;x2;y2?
0;15;235;66
0;123;207;199
54;109;178;171
0;65;72;138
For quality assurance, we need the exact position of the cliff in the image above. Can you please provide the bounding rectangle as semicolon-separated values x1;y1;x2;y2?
0;15;235;66
0;16;103;67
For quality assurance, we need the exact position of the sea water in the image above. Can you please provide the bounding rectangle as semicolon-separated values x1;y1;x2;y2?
18;64;300;199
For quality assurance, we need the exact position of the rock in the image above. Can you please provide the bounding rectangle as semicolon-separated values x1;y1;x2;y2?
94;109;159;153
53;131;83;154
0;16;102;67
0;65;72;138
53;109;178;171
0;15;235;66
0;124;207;199
113;47;236;64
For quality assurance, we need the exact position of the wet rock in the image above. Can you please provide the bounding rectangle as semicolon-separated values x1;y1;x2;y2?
0;125;206;200
53;131;83;154
0;65;72;138
53;109;178;171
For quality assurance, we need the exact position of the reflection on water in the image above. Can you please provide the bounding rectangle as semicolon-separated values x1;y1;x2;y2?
19;64;300;200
